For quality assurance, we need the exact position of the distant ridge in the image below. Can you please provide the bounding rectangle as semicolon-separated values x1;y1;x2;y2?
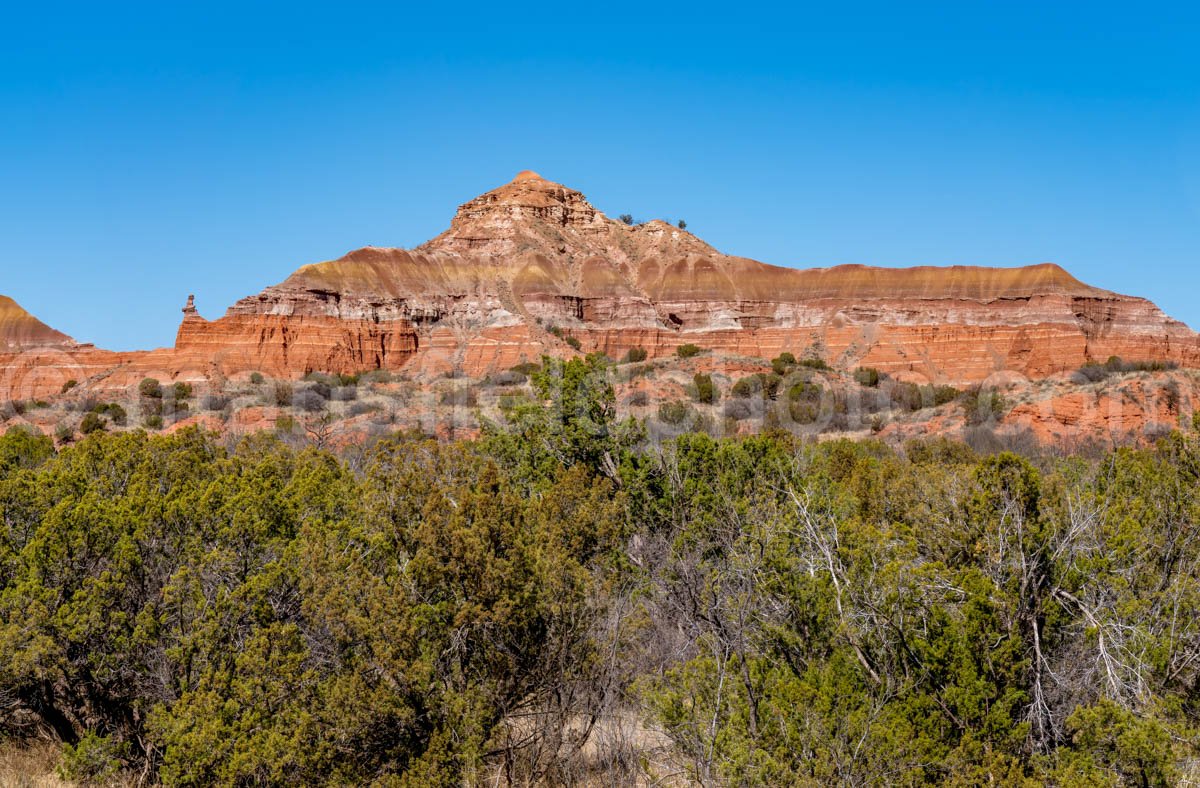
0;295;73;350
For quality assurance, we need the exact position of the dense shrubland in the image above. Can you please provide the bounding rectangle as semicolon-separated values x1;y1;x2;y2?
2;356;1200;785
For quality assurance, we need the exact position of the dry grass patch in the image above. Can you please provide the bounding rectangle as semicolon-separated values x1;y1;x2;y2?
0;741;69;788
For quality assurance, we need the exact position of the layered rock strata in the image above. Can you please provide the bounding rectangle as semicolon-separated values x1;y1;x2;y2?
171;170;1200;385
0;296;73;350
4;170;1198;403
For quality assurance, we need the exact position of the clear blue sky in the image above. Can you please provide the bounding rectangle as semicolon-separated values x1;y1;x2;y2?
2;2;1198;349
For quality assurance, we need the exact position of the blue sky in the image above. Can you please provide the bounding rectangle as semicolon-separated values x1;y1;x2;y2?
2;2;1198;349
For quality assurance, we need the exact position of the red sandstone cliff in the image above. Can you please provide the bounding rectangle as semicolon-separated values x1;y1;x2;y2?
5;169;1200;450
3;171;1198;404
172;170;1200;384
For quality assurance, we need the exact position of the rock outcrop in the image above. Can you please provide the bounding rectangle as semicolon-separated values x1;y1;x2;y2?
172;170;1200;385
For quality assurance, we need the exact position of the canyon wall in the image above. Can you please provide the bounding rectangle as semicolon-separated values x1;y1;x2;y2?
170;170;1200;385
4;170;1199;402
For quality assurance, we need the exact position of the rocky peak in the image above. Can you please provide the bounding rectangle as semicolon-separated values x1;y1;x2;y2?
455;170;603;227
417;171;718;261
418;170;607;257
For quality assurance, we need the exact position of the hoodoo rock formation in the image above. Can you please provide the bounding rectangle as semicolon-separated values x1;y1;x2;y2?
171;171;1200;384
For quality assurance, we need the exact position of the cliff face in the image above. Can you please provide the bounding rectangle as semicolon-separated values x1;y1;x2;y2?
4;174;1200;449
5;171;1197;403
173;170;1200;384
